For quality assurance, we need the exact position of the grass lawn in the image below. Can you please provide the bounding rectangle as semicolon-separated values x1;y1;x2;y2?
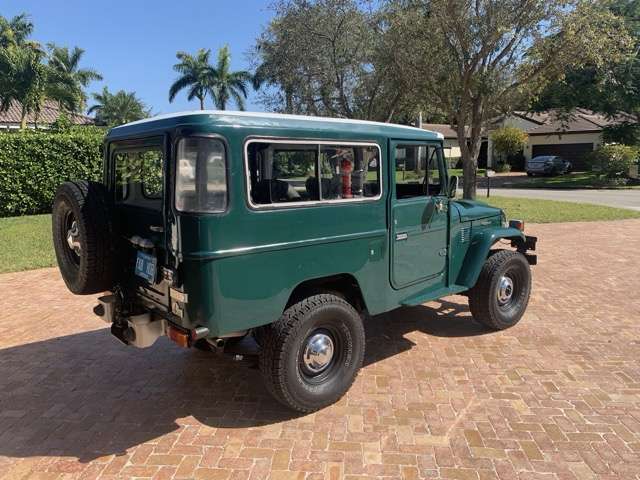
2;199;640;274
449;168;485;177
485;196;640;223
0;214;56;274
516;172;640;189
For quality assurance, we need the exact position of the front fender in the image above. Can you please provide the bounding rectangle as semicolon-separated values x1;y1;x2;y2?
456;227;526;288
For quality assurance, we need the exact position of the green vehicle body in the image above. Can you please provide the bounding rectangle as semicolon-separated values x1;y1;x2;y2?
105;111;526;338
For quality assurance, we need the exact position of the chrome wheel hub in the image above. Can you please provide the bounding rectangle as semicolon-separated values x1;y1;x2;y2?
302;333;334;374
497;275;514;305
66;220;81;256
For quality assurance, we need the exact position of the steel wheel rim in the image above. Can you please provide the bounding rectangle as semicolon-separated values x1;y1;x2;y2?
64;210;81;265
298;327;342;384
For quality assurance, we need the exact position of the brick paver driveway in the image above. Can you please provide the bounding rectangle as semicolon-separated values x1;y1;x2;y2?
1;220;639;480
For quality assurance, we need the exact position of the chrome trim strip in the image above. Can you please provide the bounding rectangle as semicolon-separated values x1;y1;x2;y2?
182;228;387;260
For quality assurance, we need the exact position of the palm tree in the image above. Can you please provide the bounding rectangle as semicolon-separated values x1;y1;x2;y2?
0;13;35;48
168;48;215;110
88;87;150;127
0;13;46;129
46;44;102;113
210;45;253;110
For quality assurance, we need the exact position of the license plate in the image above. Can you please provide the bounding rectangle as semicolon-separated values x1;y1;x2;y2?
135;251;157;283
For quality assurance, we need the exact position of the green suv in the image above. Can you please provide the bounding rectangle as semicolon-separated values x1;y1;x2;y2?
52;111;537;412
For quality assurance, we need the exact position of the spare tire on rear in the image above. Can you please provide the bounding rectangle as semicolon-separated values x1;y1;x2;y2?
52;180;116;294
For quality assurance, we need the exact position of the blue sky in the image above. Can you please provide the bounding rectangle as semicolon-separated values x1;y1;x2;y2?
1;0;274;114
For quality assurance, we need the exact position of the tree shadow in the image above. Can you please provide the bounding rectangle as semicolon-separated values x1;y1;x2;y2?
0;296;491;462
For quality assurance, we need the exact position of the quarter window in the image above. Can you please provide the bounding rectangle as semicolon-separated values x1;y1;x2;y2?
247;141;381;206
175;137;227;213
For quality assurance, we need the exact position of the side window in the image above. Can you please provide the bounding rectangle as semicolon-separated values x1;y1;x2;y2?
395;144;443;199
247;141;381;206
115;147;164;209
319;145;380;200
247;143;319;205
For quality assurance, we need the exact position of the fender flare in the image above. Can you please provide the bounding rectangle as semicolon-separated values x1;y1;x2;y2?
456;227;526;288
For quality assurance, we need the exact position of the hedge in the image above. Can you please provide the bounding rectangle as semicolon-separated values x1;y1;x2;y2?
0;128;105;217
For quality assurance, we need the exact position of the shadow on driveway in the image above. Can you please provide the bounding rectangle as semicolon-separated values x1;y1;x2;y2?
0;296;490;462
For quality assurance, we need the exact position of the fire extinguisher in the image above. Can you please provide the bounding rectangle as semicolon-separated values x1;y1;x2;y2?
340;158;353;198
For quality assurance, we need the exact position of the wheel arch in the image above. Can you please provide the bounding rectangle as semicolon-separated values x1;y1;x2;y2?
455;227;526;289
285;273;367;314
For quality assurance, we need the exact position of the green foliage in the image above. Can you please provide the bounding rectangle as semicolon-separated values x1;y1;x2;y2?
0;128;105;217
588;144;639;181
490;127;528;157
603;123;640;146
88;86;150;127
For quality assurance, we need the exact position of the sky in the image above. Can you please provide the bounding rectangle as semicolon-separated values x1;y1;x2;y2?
1;0;274;115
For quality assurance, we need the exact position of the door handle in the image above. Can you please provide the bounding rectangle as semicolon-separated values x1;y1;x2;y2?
395;232;408;241
149;225;164;233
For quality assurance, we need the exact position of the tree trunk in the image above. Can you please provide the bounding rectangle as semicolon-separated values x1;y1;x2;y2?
199;96;204;110
20;104;27;130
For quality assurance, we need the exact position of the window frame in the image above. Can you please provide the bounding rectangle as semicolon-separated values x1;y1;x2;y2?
112;143;165;204
393;142;447;200
173;134;229;214
244;138;383;210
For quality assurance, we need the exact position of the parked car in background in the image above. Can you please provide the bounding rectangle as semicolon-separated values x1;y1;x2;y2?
526;155;572;176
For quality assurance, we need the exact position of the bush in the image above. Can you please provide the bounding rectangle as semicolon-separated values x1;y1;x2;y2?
588;144;639;180
490;126;528;165
0;128;105;217
493;162;512;173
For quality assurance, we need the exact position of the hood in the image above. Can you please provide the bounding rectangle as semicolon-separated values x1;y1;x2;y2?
452;199;502;222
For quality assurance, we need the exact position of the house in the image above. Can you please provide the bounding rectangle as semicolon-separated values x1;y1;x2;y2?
0;99;94;130
420;109;636;171
488;108;635;171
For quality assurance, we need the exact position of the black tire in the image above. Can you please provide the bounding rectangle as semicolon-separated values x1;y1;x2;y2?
259;294;365;412
52;181;115;295
468;250;531;330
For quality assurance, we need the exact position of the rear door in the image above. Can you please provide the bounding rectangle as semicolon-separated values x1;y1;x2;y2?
390;141;449;289
111;136;170;307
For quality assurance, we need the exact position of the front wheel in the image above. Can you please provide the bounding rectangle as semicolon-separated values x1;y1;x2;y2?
468;250;532;330
259;294;365;412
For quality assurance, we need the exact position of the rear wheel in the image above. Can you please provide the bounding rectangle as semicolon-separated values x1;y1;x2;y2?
468;250;531;330
52;181;115;294
259;294;365;412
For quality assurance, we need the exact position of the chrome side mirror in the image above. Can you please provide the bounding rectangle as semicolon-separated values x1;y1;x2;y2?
448;175;458;198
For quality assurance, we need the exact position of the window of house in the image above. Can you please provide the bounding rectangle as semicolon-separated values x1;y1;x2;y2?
395;145;443;199
114;147;164;209
247;141;381;207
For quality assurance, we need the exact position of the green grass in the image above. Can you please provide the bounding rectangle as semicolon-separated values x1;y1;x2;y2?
518;172;640;189
0;214;56;274
449;168;485;177
485;196;640;223
2;199;640;274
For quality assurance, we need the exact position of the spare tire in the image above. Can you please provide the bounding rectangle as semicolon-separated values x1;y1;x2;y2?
52;180;116;294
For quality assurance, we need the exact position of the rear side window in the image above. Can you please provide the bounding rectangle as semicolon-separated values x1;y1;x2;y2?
246;141;381;207
114;147;164;209
175;137;227;213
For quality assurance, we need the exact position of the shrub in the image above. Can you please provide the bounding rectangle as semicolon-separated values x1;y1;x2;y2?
493;161;512;173
0;127;105;217
490;127;528;167
588;144;639;180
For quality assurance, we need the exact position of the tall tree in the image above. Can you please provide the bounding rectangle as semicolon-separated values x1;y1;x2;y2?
46;44;103;113
0;13;47;129
253;0;408;120
210;45;253;110
169;48;216;110
88;87;149;127
383;0;633;198
532;0;640;127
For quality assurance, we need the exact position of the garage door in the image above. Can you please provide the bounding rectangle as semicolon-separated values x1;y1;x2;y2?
531;143;594;171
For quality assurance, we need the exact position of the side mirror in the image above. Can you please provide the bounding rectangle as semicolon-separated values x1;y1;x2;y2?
448;175;458;198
